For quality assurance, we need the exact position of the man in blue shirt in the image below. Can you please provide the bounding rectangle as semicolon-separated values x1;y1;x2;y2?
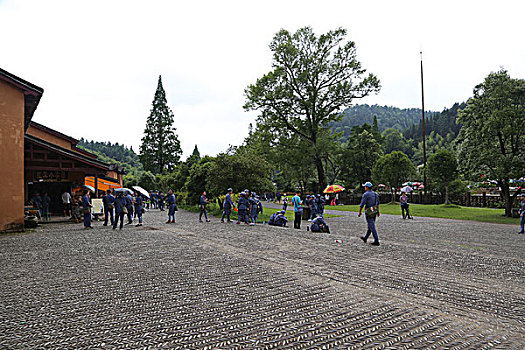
221;188;235;223
519;193;525;234
166;189;177;223
125;193;134;225
358;182;380;246
81;189;93;229
291;190;303;229
112;192;127;230
199;191;210;222
134;192;144;227
102;189;115;226
236;192;249;225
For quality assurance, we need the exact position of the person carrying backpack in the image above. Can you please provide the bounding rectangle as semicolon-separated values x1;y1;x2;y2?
358;182;380;246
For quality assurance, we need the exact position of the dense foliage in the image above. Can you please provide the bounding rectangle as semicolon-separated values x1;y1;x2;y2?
331;104;424;140
456;69;525;216
245;26;380;191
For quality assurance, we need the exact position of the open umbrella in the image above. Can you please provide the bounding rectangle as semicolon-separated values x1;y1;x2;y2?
114;188;133;195
323;184;345;194
401;185;413;193
132;185;150;199
83;185;95;192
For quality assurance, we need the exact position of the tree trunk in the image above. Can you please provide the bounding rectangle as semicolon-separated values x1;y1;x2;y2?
314;155;327;192
499;180;512;217
444;185;449;205
390;187;395;203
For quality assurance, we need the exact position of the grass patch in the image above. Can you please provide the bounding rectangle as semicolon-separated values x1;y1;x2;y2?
327;203;519;225
180;203;338;223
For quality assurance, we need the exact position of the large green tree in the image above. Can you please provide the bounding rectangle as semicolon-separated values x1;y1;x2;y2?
139;76;182;174
456;69;525;216
244;26;380;191
427;150;458;204
372;151;416;203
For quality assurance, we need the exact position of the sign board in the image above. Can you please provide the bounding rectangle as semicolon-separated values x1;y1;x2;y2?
92;199;104;215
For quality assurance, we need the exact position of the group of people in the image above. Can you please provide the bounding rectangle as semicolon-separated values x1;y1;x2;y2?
29;192;51;221
220;188;264;225
81;188;149;230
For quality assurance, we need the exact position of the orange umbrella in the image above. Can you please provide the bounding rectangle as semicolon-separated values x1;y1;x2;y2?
323;184;345;194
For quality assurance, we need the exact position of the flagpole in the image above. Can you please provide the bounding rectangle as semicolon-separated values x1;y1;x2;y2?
420;51;428;203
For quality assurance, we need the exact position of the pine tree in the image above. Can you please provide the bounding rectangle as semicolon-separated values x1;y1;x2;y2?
191;144;201;159
139;76;182;174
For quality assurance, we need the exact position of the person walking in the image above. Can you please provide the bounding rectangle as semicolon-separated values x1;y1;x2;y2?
61;191;72;217
199;191;211;222
282;196;288;211
518;193;525;234
134;192;144;227
358;182;380;246
112;192;127;230
102;189;115;226
291;190;303;229
400;192;411;219
221;188;235;223
166;189;177;223
81;189;93;229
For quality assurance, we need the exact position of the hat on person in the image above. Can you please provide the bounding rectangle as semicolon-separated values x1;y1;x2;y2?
363;181;373;188
227;188;233;192
521;193;525;197
280;210;286;214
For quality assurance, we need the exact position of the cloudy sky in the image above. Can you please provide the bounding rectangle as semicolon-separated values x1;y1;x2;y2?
2;0;524;157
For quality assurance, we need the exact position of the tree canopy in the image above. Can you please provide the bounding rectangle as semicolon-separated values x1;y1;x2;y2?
456;69;525;216
244;26;380;191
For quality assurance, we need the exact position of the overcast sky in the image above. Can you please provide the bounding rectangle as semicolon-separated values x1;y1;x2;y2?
2;0;524;157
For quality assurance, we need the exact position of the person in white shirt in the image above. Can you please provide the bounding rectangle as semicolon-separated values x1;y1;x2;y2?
62;191;72;216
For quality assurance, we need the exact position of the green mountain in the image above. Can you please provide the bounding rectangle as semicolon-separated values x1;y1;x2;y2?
403;102;466;143
330;104;432;140
78;139;142;175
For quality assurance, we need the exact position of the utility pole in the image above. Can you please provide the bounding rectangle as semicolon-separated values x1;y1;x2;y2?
420;51;428;203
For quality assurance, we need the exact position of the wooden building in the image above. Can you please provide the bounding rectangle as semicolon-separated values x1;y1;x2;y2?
1;67;124;232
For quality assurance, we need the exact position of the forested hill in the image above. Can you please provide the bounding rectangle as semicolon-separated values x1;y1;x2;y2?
78;139;142;174
403;102;466;142
330;104;432;140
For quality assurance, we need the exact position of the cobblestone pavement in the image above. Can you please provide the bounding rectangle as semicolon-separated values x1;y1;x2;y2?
1;208;524;349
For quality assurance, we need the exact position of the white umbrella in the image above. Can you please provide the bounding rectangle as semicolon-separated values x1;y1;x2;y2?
401;185;414;193
132;185;150;198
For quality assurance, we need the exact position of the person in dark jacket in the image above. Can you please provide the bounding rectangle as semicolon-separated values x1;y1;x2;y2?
81;189;93;229
221;188;235;223
112;192;127;230
166;189;177;223
311;216;330;233
269;210;288;227
316;194;325;218
236;192;249;225
199;191;211;222
125;193;134;224
102;189;115;226
42;192;51;221
358;182;380;246
32;192;43;220
134;192;144;226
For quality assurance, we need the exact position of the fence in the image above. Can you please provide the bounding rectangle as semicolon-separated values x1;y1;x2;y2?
338;191;519;209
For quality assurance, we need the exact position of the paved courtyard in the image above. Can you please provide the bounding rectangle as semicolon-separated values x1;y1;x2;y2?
1;208;524;349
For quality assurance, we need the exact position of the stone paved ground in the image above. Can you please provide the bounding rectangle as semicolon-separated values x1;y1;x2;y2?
1;208;524;349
